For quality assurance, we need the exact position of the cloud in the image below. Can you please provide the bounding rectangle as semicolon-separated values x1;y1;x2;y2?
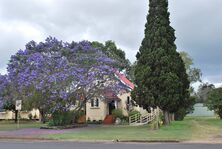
170;0;222;81
0;20;45;69
0;0;221;87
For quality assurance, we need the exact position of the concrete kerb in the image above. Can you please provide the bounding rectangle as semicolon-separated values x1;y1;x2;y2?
0;136;180;143
1;136;222;144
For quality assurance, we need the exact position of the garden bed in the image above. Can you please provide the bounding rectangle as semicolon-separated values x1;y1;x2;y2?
40;123;88;130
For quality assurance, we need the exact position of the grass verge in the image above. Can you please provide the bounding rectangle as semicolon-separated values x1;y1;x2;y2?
0;120;43;131
44;117;222;141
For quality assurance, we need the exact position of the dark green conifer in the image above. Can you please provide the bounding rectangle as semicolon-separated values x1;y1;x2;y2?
132;0;190;125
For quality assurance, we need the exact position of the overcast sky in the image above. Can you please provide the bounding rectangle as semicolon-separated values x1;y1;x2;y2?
0;0;221;87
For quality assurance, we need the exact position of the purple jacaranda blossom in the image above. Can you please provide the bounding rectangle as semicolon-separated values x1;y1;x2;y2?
0;74;8;105
5;37;124;115
0;75;6;109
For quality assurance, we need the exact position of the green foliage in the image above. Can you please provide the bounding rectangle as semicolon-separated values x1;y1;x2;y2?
74;110;85;123
150;111;163;130
179;51;202;83
50;111;74;126
150;119;159;130
22;89;45;111
206;87;222;119
175;96;196;121
179;51;193;70
112;109;124;119
132;0;190;124
91;40;131;77
3;100;15;111
188;68;202;83
197;83;215;103
86;120;102;124
175;108;187;121
128;110;141;117
128;61;137;83
22;88;51;123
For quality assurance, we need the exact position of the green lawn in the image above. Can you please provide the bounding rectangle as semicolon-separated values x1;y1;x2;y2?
0;120;43;131
45;117;222;141
1;117;222;141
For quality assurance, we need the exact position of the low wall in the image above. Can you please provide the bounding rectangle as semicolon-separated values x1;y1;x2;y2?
0;109;40;120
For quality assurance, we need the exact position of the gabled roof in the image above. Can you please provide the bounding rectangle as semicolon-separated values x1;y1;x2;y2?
115;71;134;90
103;89;121;102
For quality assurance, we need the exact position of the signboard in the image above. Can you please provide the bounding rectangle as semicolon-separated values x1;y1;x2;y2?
15;100;22;111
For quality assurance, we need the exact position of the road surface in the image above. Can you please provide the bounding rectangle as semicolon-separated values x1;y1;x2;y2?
0;141;222;149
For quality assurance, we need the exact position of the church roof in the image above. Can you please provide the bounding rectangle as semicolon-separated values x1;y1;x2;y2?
115;71;134;90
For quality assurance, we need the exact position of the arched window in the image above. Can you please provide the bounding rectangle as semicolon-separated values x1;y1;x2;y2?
91;99;99;107
95;99;99;107
91;99;94;107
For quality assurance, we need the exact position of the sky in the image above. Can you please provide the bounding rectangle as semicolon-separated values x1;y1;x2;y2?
0;0;221;88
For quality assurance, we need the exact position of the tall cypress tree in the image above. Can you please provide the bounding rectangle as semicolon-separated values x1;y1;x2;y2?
132;0;190;125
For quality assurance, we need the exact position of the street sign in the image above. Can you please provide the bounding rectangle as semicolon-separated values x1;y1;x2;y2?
15;100;22;111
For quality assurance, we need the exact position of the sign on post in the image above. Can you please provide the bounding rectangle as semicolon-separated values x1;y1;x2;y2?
15;100;22;129
15;100;22;111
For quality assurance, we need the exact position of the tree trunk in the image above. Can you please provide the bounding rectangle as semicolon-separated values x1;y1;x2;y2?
163;110;170;125
73;101;86;123
169;113;175;121
39;109;46;124
218;109;222;119
14;110;18;123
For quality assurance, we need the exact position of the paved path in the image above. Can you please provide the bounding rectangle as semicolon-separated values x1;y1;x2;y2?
0;125;100;138
0;141;222;149
0;128;67;137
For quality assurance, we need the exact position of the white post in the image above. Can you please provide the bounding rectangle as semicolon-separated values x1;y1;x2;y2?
15;100;22;130
115;100;118;109
17;110;20;129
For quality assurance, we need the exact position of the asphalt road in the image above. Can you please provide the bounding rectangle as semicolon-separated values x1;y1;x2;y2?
0;141;222;149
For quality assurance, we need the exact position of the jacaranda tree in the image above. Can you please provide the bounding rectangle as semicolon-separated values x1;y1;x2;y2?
6;37;121;125
0;74;8;109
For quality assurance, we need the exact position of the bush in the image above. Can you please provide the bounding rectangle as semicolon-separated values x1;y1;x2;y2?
150;120;159;130
112;109;124;119
75;110;85;122
129;110;141;117
86;119;102;124
175;96;196;121
175;108;187;121
50;111;74;126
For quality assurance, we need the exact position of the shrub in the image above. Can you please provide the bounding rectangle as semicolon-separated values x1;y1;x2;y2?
86;119;102;124
87;117;91;122
47;120;54;126
50;111;74;126
75;110;85;122
112;109;124;119
175;96;196;121
175;108;187;121
129;110;141;117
